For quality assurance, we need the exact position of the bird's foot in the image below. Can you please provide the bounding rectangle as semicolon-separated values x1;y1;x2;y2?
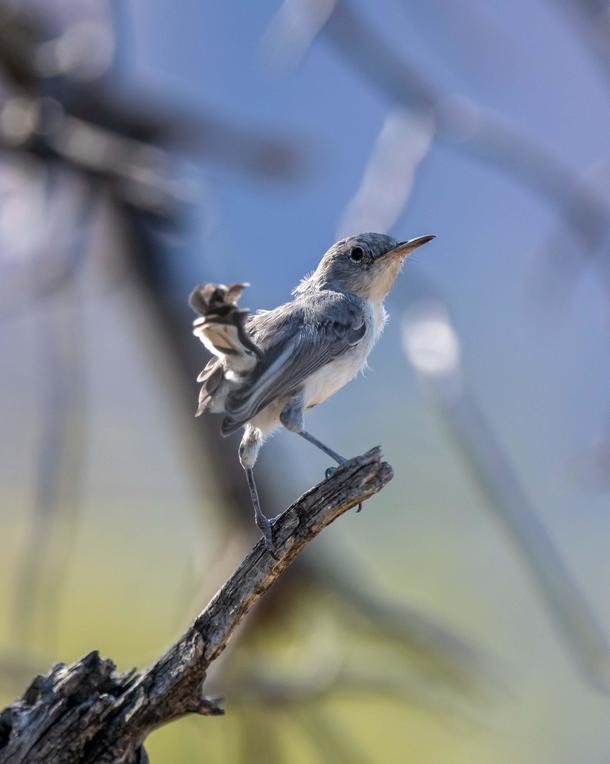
255;510;279;558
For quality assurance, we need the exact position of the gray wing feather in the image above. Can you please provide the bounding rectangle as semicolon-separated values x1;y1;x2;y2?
221;293;366;433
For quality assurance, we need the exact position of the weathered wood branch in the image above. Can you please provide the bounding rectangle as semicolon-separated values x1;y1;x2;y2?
0;448;392;764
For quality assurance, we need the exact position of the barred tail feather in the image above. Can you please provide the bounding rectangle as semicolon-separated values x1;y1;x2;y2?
189;283;261;418
190;283;261;366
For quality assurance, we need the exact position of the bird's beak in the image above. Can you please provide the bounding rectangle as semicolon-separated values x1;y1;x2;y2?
383;235;436;259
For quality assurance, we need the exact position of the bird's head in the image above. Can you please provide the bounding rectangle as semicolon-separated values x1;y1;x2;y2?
305;232;435;302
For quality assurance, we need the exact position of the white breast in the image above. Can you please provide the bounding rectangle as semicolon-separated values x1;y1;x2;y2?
303;298;387;409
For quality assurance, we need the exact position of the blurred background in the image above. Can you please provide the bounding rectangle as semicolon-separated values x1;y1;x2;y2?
1;0;610;761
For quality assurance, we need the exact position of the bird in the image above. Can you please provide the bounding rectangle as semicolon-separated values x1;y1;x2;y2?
189;232;434;549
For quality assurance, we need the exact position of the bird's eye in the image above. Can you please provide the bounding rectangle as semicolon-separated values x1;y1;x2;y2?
349;246;364;263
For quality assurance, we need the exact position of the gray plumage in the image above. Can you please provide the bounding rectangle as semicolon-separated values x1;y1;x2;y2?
189;232;434;547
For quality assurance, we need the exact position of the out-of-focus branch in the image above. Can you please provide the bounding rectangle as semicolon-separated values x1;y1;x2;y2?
536;158;610;296
0;448;393;764
327;1;607;245
554;0;610;87
0;4;301;182
402;300;610;693
336;107;433;238
267;0;610;260
309;560;487;693
224;659;483;717
0;1;302;321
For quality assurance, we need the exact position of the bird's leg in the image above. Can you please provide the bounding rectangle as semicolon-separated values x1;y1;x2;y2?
280;397;362;512
297;430;347;467
239;426;277;553
298;431;362;512
245;467;276;552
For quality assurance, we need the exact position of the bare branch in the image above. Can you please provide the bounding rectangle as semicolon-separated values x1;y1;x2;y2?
0;448;393;764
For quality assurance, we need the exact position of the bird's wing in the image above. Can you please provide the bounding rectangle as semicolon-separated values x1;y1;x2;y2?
221;293;366;434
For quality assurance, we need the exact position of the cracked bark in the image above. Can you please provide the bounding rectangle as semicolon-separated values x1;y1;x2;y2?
0;448;392;764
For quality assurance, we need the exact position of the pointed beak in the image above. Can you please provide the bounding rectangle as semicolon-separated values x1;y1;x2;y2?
384;235;436;259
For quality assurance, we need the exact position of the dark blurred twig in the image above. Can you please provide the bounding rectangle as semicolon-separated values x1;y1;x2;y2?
0;0;301;318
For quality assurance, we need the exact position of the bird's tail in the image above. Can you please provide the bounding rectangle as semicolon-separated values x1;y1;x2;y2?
189;283;261;416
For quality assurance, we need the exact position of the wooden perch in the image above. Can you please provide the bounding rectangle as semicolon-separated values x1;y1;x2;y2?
0;448;392;764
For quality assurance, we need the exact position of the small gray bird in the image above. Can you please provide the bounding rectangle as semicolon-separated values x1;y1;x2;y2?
189;232;434;548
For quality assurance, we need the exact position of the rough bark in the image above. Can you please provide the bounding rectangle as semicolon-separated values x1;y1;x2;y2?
0;448;392;764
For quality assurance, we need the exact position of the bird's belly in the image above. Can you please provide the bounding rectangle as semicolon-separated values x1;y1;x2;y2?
304;303;383;409
304;345;369;409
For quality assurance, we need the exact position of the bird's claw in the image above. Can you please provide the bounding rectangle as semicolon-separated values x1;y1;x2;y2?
255;511;279;558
